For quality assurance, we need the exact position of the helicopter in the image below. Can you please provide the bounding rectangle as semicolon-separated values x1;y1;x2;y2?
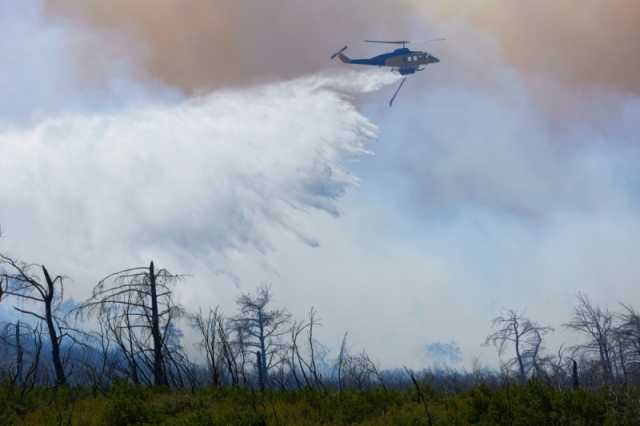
331;40;442;106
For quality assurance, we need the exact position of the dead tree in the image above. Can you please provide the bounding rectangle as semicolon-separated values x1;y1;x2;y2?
217;316;240;385
228;319;252;385
102;294;147;385
77;261;183;387
78;319;120;395
330;333;379;391
0;255;73;386
564;293;615;383
336;332;348;392
12;321;24;384
538;344;574;388
231;285;291;390
0;321;43;395
0;321;24;384
485;309;553;383
290;321;312;389
572;359;580;389
343;350;379;390
192;307;224;387
290;307;326;390
613;304;640;382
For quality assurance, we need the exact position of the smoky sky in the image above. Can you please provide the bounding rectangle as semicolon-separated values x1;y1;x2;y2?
430;0;640;94
45;0;414;90
46;0;640;94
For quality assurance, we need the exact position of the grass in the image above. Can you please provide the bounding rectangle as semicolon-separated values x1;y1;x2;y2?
2;380;640;425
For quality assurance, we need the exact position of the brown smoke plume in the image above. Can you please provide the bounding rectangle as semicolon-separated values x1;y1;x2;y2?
428;0;640;94
48;1;640;95
46;0;414;92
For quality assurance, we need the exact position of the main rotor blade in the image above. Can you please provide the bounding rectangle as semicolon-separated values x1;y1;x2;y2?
389;77;407;107
365;40;409;45
413;38;446;45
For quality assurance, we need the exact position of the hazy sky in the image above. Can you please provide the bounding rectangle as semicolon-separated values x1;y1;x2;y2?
1;0;639;368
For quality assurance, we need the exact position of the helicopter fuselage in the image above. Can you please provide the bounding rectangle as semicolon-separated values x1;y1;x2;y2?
338;47;439;75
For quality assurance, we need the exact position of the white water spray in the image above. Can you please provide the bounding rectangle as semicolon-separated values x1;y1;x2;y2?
0;70;397;287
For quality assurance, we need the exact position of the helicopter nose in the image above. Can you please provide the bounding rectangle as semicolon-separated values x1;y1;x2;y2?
431;55;440;63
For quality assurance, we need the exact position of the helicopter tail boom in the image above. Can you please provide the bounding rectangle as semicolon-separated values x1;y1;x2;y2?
330;46;351;63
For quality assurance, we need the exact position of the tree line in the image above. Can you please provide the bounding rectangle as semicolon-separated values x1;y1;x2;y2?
1;242;639;396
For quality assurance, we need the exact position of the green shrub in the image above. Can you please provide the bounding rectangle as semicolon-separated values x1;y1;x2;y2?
0;381;19;426
101;380;153;426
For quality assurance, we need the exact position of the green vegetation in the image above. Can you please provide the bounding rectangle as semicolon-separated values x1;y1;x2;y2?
2;380;640;425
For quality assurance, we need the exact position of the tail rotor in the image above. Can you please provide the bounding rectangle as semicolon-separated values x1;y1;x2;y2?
330;46;349;60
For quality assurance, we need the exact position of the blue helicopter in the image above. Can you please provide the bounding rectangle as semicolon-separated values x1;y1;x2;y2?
331;40;442;106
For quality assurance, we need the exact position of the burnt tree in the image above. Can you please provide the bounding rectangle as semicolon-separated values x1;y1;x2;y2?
192;307;224;386
231;285;291;390
0;255;71;386
78;261;183;387
486;309;553;383
564;293;615;383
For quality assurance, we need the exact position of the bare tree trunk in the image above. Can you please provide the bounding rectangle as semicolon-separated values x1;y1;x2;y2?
307;308;324;389
513;321;526;384
598;334;613;382
21;326;43;397
572;359;579;390
193;308;222;386
125;313;141;385
257;310;268;387
256;351;265;391
617;340;628;384
289;352;302;390
42;266;65;387
337;333;348;392
14;321;23;385
149;262;167;386
218;318;238;385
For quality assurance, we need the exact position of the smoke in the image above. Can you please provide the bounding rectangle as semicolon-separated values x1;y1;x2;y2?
45;0;414;91
0;0;178;128
0;0;95;125
428;0;640;94
46;1;640;96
